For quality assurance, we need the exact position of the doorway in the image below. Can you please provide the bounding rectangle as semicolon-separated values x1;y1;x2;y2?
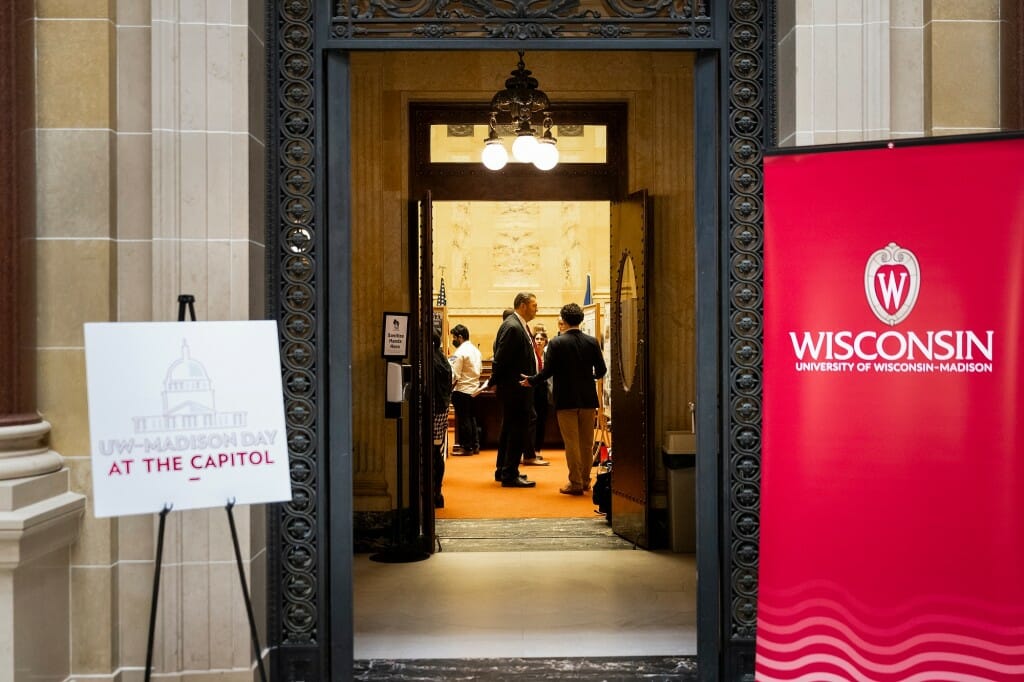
383;53;699;550
430;199;611;520
347;49;701;662
271;2;776;676
403;80;692;540
406;100;631;542
428;198;622;552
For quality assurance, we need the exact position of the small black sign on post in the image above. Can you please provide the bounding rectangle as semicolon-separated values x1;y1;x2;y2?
373;313;427;563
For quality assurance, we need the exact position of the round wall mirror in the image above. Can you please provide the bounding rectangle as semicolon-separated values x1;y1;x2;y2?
616;253;638;391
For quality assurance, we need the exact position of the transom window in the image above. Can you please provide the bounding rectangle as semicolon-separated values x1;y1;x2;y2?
412;104;627;201
429;124;608;164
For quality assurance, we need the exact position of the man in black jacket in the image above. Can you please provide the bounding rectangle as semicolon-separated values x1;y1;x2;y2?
490;292;541;488
523;302;607;495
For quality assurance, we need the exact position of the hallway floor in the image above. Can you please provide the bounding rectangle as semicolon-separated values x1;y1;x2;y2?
353;448;699;679
354;547;698;660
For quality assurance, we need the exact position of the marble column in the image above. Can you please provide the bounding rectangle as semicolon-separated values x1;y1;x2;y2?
0;3;85;681
0;0;62;479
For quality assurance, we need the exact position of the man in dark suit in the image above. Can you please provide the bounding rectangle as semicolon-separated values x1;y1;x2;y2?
522;302;607;494
490;292;541;487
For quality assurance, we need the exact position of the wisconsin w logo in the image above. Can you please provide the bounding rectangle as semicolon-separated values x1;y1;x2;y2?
864;243;920;326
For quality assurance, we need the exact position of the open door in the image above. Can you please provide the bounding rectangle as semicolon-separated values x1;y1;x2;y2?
409;191;436;552
609;190;652;547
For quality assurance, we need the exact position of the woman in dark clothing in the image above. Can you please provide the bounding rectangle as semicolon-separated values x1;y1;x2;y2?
530;329;551;457
431;329;453;508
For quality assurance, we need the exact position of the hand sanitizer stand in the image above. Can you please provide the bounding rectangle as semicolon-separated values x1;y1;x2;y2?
371;362;429;563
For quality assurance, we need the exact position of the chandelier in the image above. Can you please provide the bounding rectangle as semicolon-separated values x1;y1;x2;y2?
482;52;559;172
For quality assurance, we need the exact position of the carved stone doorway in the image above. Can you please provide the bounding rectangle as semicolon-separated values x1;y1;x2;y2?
267;2;773;680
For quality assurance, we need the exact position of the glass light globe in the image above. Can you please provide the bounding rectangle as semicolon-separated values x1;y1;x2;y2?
482;140;508;170
511;133;539;163
532;139;559;171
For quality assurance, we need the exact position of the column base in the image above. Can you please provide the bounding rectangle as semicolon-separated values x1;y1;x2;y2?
0;421;63;481
0;468;85;682
0;469;85;565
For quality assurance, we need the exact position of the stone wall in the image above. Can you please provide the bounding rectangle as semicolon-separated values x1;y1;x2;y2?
26;1;268;679
433;199;611;355
777;0;1011;145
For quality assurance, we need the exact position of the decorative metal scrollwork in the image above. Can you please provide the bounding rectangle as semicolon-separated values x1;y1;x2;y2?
725;0;769;652
331;0;711;41
275;0;320;649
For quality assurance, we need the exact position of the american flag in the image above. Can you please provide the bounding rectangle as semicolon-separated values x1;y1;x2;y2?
436;276;447;306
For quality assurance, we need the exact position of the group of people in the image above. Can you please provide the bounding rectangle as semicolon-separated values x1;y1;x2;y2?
435;291;606;501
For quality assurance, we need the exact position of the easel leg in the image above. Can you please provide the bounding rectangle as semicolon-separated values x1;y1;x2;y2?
144;505;172;682
226;500;269;682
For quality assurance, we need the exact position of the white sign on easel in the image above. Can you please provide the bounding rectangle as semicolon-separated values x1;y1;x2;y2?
84;321;292;518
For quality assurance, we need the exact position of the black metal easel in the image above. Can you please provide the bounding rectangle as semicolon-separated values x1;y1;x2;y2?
143;504;171;681
226;498;270;682
142;294;269;682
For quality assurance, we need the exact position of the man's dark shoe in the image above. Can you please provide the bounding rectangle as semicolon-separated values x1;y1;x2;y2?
501;477;536;488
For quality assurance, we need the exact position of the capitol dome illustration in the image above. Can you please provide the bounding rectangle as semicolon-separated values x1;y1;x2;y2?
163;340;215;411
132;339;247;433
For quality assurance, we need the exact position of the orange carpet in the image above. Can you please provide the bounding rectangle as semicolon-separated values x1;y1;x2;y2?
436;445;599;519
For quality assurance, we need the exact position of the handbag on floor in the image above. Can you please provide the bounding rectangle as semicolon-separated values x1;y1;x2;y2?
592;460;612;520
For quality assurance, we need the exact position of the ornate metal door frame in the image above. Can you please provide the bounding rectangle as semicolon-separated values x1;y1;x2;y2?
267;1;774;679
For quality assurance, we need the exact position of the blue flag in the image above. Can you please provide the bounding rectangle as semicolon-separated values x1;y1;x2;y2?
583;273;592;306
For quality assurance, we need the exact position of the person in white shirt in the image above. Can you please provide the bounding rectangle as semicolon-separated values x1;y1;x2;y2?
449;324;482;454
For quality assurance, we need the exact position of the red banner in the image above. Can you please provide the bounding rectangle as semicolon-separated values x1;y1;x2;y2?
758;136;1024;681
